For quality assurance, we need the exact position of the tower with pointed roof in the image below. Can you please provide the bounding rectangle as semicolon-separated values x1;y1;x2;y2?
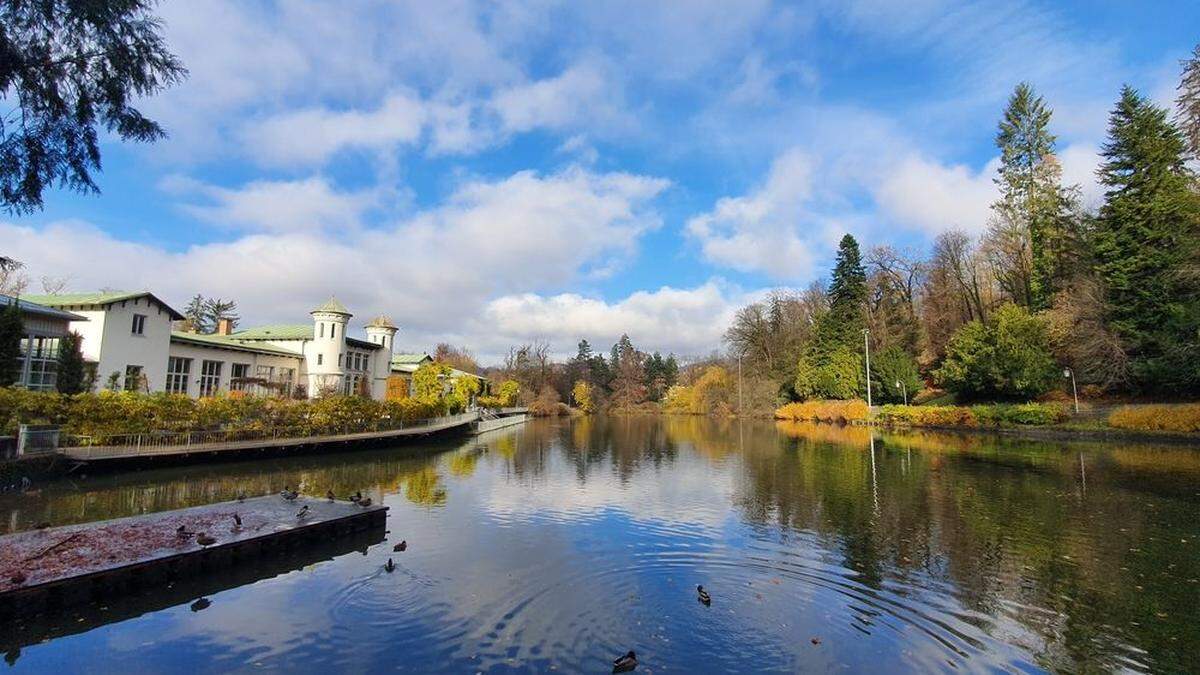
364;315;399;399
308;297;351;395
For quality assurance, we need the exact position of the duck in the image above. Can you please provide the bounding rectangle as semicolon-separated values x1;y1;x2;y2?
612;650;637;673
384;558;395;573
176;525;195;539
697;584;711;606
190;597;211;612
296;505;310;519
393;540;407;552
196;533;216;547
236;491;247;502
349;491;362;504
358;497;373;508
326;489;336;501
281;486;299;500
232;513;243;530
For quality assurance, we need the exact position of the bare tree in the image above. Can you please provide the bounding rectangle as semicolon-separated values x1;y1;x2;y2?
39;275;69;294
0;259;29;296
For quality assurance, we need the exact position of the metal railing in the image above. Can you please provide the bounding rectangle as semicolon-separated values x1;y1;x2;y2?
61;411;480;459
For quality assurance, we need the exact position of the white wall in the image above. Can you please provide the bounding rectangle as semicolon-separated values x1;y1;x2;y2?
65;298;173;392
166;342;304;398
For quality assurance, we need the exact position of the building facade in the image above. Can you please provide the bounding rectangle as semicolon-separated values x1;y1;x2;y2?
23;293;402;400
3;294;85;391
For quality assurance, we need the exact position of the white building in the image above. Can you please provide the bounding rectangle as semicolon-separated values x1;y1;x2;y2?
23;293;400;400
3;293;86;391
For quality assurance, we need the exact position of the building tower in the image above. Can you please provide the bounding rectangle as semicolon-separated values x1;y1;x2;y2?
307;297;352;396
365;315;399;399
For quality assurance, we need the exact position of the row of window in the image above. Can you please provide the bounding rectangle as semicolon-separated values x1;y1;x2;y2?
17;336;61;391
166;356;296;396
317;322;339;339
315;351;371;371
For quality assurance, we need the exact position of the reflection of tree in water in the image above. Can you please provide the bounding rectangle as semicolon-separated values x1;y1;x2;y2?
403;467;447;507
0;444;454;533
447;449;481;478
735;421;1200;673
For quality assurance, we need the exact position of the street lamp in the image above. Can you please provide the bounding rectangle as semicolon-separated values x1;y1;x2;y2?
895;379;907;406
1063;367;1079;414
862;329;872;408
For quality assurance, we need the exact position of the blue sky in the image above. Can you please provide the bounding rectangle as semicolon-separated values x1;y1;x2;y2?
3;0;1196;362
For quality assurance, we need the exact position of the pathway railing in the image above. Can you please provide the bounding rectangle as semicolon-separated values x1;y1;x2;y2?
60;412;480;460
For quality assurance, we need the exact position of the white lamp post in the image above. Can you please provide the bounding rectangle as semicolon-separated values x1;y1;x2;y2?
862;329;872;408
895;379;907;406
1063;367;1079;414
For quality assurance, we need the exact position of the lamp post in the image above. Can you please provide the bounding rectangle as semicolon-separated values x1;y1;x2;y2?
1063;367;1079;414
737;351;743;416
895;379;907;406
862;328;872;408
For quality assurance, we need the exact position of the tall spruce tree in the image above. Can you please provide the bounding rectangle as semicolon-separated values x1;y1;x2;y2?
1094;86;1200;391
825;233;868;347
993;83;1074;310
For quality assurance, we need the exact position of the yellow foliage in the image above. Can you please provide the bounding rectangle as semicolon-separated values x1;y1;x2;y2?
662;366;732;415
572;380;594;413
1108;404;1200;433
774;399;870;423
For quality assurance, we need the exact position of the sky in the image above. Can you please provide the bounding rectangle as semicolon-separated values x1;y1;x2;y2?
2;0;1197;364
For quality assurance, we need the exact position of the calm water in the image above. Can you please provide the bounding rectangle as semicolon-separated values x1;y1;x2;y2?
1;417;1198;673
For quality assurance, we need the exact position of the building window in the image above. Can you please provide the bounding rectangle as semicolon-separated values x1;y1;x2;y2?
166;357;191;394
319;323;324;338
199;360;222;397
230;363;250;390
338;353;343;368
256;365;275;381
124;365;143;392
317;353;323;366
19;336;60;391
131;314;147;335
281;367;295;391
331;323;337;338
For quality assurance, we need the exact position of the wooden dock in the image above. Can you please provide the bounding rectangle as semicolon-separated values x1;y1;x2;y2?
473;413;529;435
0;495;387;618
58;411;481;462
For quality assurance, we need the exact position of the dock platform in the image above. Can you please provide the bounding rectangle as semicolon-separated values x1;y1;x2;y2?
0;495;387;618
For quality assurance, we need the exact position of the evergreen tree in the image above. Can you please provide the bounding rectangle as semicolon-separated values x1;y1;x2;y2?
828;234;867;323
56;331;87;394
183;294;208;333
1094;86;1200;390
0;300;23;385
992;83;1075;309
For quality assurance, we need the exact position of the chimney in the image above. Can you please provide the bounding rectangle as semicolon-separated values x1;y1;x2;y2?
217;318;234;335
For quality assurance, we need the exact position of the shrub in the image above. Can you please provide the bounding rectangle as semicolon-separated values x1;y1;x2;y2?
936;304;1058;400
870;346;921;404
877;402;1067;427
971;403;1069;426
877;405;976;427
774;399;869;423
1108;404;1200;433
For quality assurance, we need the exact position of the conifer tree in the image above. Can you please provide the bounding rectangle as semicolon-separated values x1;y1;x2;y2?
56;331;87;394
825;233;867;346
992;83;1075;309
1094;86;1200;390
1176;44;1200;160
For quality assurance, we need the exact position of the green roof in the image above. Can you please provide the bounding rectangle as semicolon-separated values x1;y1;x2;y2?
311;297;351;315
1;294;87;322
233;324;314;340
170;332;302;357
234;323;383;350
391;353;433;365
24;291;184;319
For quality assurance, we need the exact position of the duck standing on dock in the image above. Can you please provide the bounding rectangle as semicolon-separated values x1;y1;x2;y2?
281;486;299;501
232;513;243;531
350;491;362;504
612;650;637;673
697;584;711;606
176;525;195;539
296;505;310;519
326;489;336;501
196;533;216;547
358;497;373;507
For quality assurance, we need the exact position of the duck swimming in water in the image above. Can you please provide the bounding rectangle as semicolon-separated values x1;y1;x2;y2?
612;650;637;673
296;505;310;519
384;558;395;573
697;584;711;606
393;540;407;552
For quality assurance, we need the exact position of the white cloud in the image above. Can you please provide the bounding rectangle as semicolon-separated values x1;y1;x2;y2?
163;176;380;233
874;155;998;235
2;166;677;361
490;62;630;136
685;149;826;280
1058;142;1104;211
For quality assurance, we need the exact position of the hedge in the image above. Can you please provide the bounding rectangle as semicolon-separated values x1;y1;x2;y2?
774;400;869;424
876;402;1068;428
1108;404;1200;433
0;389;442;441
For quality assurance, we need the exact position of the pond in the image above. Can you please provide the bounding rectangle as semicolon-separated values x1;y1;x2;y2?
1;417;1197;673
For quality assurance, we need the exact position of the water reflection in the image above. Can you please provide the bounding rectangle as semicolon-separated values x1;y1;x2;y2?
1;418;1197;673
